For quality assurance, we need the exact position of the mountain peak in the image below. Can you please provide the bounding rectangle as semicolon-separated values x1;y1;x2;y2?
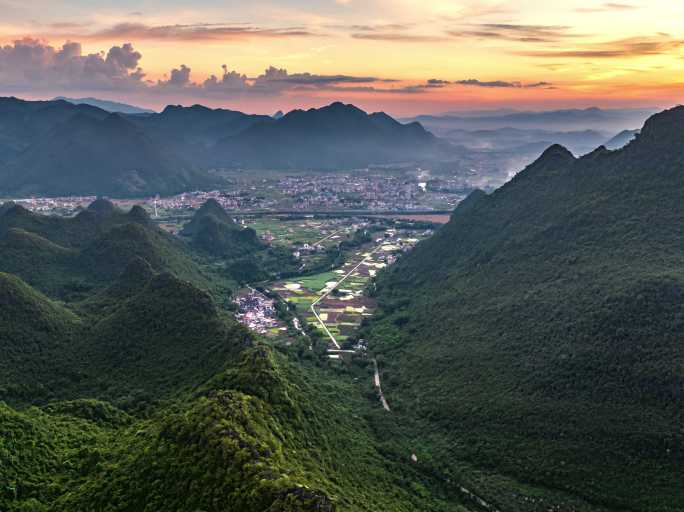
537;144;576;164
0;201;16;217
197;199;232;222
515;144;576;181
636;106;684;147
87;198;118;216
127;205;152;224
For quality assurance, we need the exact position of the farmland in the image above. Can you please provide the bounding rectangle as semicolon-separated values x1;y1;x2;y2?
269;226;431;348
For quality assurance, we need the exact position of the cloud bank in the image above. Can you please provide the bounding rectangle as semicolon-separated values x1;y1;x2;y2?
0;38;552;101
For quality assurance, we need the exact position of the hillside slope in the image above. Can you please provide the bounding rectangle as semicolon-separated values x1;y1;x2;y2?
0;98;447;196
217;102;444;169
367;106;684;511
181;198;263;258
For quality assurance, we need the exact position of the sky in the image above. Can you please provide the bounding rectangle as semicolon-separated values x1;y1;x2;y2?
0;0;683;115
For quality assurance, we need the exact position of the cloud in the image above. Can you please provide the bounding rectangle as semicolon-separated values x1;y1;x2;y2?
160;64;192;87
57;22;318;42
351;32;449;42
575;3;639;13
150;64;406;96
517;35;684;58
0;38;144;91
0;37;557;101
454;79;553;88
344;23;411;32
449;23;579;43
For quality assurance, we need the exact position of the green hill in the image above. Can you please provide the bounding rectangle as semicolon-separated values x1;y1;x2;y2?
3;347;463;512
0;199;155;248
0;228;80;294
80;222;207;285
366;106;684;510
0;273;82;404
182;199;264;258
0;199;210;297
0;200;474;512
84;272;251;405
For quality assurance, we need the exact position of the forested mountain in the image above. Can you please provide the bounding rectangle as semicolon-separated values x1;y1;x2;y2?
0;198;465;512
0;199;206;297
180;198;299;282
181;198;263;258
366;106;684;510
215;102;446;169
0;98;447;197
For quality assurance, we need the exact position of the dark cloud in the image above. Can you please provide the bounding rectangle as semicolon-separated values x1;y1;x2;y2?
0;38;144;91
159;64;192;87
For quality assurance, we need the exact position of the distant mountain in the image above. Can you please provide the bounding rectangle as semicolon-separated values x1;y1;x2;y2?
604;128;640;150
273;110;285;119
407;107;656;133
366;106;684;510
216;102;446;169
54;96;155;115
0;98;218;197
442;126;610;155
0;98;444;196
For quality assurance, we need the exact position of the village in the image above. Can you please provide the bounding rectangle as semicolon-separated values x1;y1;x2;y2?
232;216;432;357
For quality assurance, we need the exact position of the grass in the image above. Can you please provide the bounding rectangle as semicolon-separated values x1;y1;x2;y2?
296;271;339;291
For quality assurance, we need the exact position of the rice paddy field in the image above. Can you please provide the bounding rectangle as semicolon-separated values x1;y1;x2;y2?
244;217;353;249
269;227;431;346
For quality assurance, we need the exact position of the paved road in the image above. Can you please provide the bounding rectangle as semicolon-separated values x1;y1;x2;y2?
310;244;382;350
372;358;391;412
312;229;345;247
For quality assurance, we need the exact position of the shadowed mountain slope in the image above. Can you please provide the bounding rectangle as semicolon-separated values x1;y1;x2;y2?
0;98;445;196
366;106;684;511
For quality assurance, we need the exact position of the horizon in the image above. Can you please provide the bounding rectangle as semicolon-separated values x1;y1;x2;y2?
5;94;671;119
2;1;684;116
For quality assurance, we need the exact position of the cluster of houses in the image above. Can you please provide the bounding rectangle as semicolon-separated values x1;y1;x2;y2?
233;289;283;336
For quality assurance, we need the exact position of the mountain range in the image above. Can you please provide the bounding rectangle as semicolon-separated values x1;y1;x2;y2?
0;196;466;512
0;98;447;197
53;96;156;115
365;106;684;510
406;107;656;132
4;100;684;510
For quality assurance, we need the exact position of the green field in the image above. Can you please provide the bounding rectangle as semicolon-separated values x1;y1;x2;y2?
246;218;348;248
296;271;339;291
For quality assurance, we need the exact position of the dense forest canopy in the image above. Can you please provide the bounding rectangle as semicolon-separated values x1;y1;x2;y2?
365;105;684;511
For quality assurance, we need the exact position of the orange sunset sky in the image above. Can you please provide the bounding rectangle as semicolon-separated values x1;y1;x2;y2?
0;0;683;115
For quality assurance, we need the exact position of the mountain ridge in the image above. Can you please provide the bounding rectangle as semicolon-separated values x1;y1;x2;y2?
365;105;684;511
0;98;444;196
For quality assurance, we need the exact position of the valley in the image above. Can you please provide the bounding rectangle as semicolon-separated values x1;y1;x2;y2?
2;101;684;512
2;0;683;509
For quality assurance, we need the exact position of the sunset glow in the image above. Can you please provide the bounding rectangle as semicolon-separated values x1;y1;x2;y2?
1;0;683;115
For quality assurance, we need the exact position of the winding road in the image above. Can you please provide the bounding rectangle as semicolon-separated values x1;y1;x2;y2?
372;358;391;412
